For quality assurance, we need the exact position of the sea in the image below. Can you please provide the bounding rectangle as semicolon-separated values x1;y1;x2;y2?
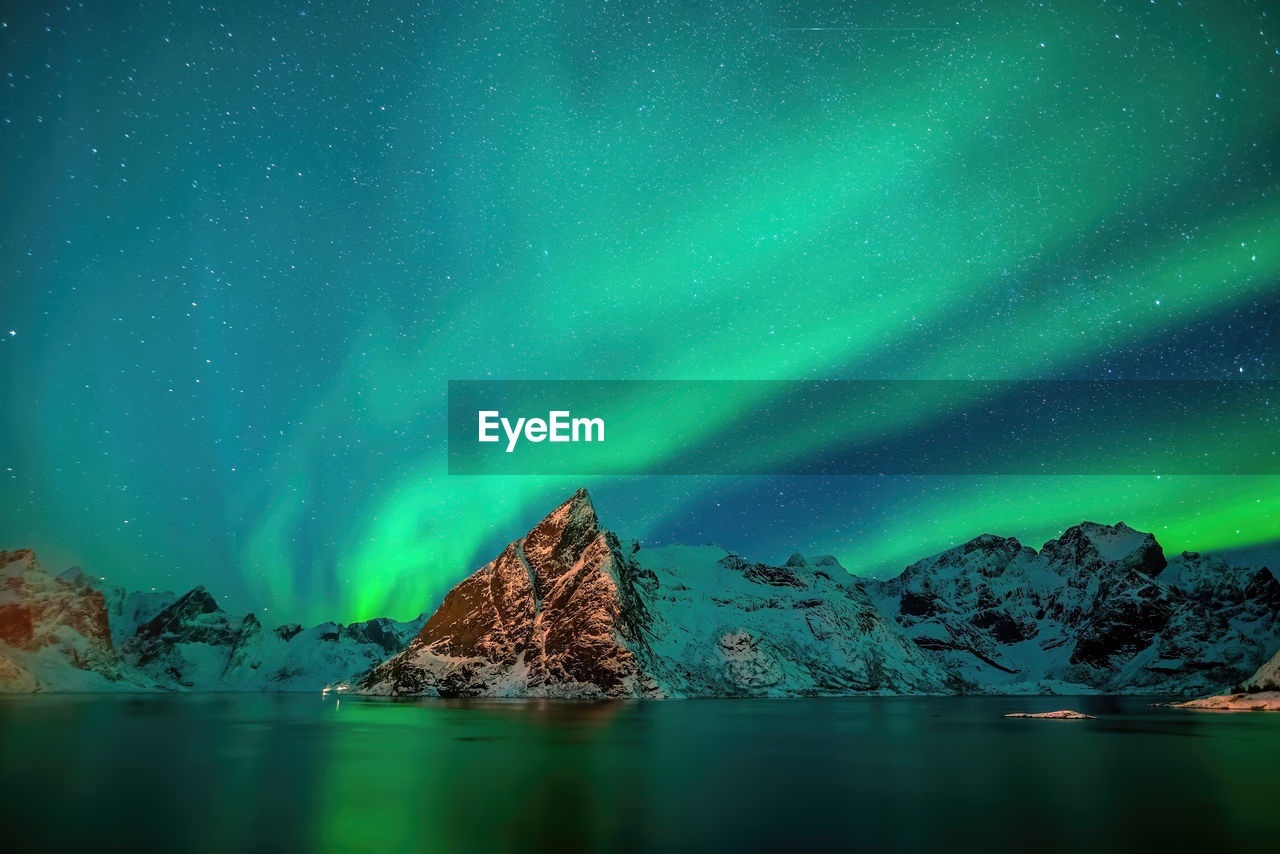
1;693;1275;852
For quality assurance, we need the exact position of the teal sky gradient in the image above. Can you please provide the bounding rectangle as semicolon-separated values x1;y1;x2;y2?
1;1;1277;623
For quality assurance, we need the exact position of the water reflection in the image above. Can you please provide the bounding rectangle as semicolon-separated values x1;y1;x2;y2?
0;694;1276;853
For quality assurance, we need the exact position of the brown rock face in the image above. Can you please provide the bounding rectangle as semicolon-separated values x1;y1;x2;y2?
0;602;35;648
414;541;537;665
359;489;654;697
0;549;113;653
0;549;132;690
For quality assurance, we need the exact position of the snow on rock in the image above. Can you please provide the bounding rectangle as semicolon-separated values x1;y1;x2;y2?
357;501;1278;699
5;498;1279;699
121;590;427;691
1177;647;1280;710
358;490;957;698
358;488;659;698
59;566;177;648
1244;647;1280;692
1160;552;1280;651
0;549;426;693
0;550;150;692
633;545;956;696
861;522;1276;696
1073;521;1159;566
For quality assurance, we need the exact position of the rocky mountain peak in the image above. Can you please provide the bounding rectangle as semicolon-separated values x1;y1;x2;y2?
0;549;38;579
886;533;1026;591
358;489;656;697
131;586;230;654
520;487;605;600
0;552;434;693
1042;521;1166;577
968;533;1023;552
158;586;218;620
784;554;846;570
5;500;1279;698
57;566;89;586
0;551;112;646
526;487;597;544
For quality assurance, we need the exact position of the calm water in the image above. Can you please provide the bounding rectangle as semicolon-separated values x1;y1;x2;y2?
0;694;1276;853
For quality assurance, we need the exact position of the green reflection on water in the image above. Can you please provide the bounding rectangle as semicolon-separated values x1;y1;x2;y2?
1;694;1278;853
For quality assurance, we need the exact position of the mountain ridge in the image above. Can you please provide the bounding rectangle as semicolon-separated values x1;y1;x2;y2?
2;491;1277;698
0;548;427;693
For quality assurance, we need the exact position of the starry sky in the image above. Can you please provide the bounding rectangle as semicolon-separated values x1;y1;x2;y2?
2;0;1277;625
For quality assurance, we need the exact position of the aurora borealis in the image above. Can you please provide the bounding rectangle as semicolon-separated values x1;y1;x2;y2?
1;0;1277;624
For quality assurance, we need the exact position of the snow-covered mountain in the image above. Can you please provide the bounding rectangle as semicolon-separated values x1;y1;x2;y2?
1172;645;1280;711
0;549;425;693
861;522;1280;696
359;489;973;697
632;547;957;696
1244;647;1280;692
361;494;1278;699
0;549;150;692
5;490;1278;697
122;585;426;691
359;488;661;698
58;565;176;648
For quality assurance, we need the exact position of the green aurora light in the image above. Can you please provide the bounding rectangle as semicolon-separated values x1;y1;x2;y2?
1;0;1277;623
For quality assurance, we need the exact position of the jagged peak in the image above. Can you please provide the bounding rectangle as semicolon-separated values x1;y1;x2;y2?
57;565;88;585
1042;520;1166;576
1057;520;1147;539
0;549;39;577
1076;520;1141;536
1050;521;1156;556
968;532;1022;549
902;532;1025;571
166;586;221;616
522;488;604;560
784;553;846;570
561;487;597;524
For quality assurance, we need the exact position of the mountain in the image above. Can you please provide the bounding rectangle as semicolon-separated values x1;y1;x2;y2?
58;565;176;647
358;489;962;697
5;490;1278;697
121;585;427;691
1243;647;1280;692
632;547;958;696
0;549;426;693
1160;550;1280;642
860;522;1280;696
1171;646;1280;711
0;550;149;692
358;489;661;698
361;494;1278;699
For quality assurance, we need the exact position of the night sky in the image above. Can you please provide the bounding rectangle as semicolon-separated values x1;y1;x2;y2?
2;1;1277;625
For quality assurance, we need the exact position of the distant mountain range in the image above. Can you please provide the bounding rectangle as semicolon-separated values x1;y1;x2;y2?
0;549;425;692
3;489;1278;697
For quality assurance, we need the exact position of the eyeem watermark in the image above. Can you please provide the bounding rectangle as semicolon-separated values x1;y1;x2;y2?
478;410;605;453
450;380;1279;475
